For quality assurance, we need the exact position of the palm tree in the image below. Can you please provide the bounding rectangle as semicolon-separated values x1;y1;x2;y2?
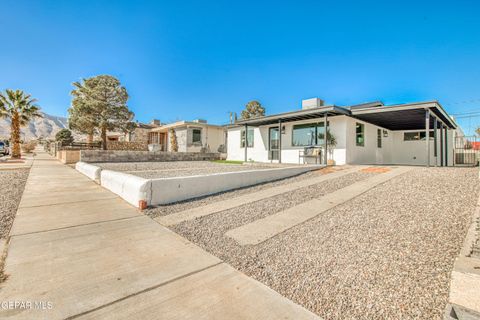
0;89;42;158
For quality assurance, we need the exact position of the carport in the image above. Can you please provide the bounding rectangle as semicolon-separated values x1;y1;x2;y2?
350;101;457;167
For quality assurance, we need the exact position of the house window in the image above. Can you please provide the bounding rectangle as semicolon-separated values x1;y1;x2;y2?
404;131;435;141
356;123;364;146
192;128;202;143
292;122;328;146
377;129;382;148
241;128;254;148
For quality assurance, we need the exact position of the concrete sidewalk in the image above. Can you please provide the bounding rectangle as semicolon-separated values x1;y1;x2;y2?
0;151;319;320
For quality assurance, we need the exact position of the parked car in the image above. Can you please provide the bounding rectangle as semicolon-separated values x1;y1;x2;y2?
0;141;8;156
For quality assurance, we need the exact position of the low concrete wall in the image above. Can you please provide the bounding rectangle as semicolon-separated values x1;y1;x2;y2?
57;150;81;164
75;162;102;183
101;170;151;207
147;166;319;205
80;150;221;163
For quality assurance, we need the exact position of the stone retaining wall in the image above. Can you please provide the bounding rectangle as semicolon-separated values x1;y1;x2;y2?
106;141;148;151
80;150;221;163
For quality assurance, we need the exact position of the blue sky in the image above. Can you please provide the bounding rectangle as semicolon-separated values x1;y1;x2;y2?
1;0;480;133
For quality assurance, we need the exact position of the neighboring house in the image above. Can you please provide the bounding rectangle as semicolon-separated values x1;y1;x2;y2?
227;98;460;166
148;119;226;153
107;120;161;142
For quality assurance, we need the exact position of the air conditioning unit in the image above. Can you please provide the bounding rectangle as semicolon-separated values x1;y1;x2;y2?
302;98;325;110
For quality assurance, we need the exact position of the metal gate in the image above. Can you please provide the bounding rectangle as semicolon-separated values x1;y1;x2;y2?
454;135;478;166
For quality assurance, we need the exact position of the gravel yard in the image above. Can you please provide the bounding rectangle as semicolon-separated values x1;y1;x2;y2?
93;161;281;179
0;169;29;239
146;166;351;217
169;167;479;319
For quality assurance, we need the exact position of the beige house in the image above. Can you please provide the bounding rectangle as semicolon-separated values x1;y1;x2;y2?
148;120;226;153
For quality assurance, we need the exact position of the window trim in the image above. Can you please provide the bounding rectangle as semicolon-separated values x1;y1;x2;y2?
403;131;435;141
355;122;365;147
191;128;202;144
291;121;329;147
240;128;254;148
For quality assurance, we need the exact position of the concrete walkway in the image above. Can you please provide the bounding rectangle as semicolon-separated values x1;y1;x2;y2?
226;166;413;245
158;166;362;226
0;151;319;320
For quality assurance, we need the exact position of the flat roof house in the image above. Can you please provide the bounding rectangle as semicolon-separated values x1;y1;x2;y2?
148;119;226;153
227;98;460;166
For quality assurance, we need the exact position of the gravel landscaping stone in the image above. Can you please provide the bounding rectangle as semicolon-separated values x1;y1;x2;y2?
145;167;351;218
94;161;287;179
0;169;29;239
169;167;479;319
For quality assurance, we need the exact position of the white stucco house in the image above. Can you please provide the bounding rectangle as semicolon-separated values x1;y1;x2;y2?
148;119;226;153
227;98;461;166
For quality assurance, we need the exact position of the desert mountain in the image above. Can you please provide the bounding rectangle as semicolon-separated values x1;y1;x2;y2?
0;112;69;140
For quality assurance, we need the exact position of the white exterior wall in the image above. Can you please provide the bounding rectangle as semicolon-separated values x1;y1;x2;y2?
227;116;348;165
227;115;456;166
167;125;225;153
186;126;225;153
345;117;393;165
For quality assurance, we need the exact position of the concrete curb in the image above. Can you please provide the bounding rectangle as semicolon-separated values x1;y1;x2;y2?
75;161;102;183
445;188;480;320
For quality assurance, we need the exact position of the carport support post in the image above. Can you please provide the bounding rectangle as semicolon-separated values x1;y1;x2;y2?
433;117;438;167
440;125;444;166
278;120;282;163
445;127;448;166
244;124;248;162
324;113;328;166
425;110;430;167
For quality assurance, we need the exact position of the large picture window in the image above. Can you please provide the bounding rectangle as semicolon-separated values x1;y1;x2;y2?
356;123;364;146
241;128;254;148
292;122;328;146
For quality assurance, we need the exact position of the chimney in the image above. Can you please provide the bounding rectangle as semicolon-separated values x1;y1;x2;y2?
192;119;207;124
302;98;325;110
150;119;161;126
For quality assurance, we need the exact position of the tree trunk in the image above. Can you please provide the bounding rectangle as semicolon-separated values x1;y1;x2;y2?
87;132;94;144
101;127;107;150
11;112;21;159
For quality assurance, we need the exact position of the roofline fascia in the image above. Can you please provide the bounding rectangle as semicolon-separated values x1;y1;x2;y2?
232;105;351;126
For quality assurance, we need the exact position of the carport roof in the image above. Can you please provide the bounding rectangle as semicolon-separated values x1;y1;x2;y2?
350;101;457;130
232;100;457;130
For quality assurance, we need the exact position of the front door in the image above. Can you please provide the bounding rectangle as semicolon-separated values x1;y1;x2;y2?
269;127;280;160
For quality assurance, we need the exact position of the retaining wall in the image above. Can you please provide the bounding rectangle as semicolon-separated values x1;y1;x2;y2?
75;162;102;182
106;141;148;151
101;170;151;207
95;165;320;208
148;166;317;205
57;150;81;164
80;150;221;163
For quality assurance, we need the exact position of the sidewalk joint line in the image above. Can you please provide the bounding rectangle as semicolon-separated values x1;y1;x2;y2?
66;261;224;320
19;196;119;209
10;215;143;238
